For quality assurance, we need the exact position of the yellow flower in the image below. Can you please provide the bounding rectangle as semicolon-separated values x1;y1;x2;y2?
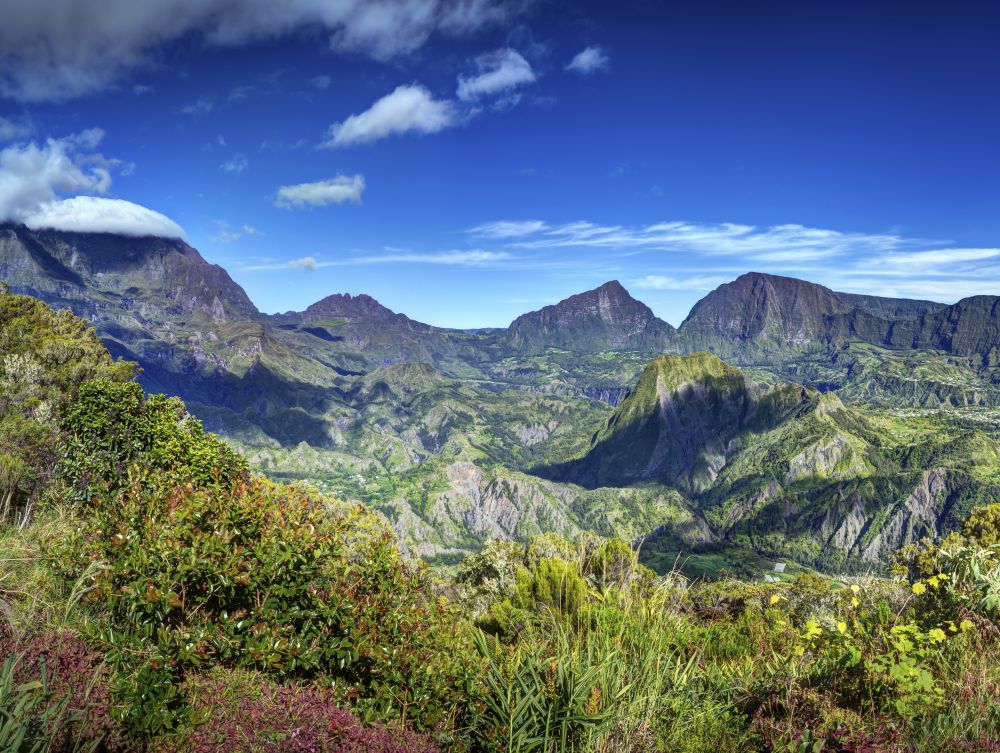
937;573;949;580
960;620;975;632
851;597;860;608
927;575;940;589
948;622;958;633
837;621;847;634
804;620;823;639
911;582;927;595
850;584;860;594
928;628;946;643
793;645;805;657
769;593;785;606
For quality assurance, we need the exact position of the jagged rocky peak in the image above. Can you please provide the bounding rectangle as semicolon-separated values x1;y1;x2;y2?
522;280;656;325
303;292;400;321
506;279;676;352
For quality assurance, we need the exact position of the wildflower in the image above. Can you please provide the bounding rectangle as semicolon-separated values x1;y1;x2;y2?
850;584;860;594
769;593;785;606
911;582;927;595
851;597;860;608
837;621;847;634
960;620;975;632
927;575;940;589
586;686;602;715
928;628;946;643
804;620;823;639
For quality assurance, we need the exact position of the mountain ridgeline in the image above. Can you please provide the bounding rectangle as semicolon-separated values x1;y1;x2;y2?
3;222;1000;570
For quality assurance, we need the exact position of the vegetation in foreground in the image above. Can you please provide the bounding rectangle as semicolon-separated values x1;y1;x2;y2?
0;287;999;752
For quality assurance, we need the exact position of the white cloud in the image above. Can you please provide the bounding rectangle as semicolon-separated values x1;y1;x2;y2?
228;85;254;103
0;117;32;142
219;154;248;173
212;219;261;243
363;249;511;265
468;219;549;238
310;75;332;90
566;46;609;75
181;96;215;115
479;219;915;262
22;196;185;238
457;48;535;101
473;215;1000;307
633;274;731;291
0;0;520;102
288;256;318;270
322;85;456;147
274;174;365;208
859;247;1000;269
0;131;184;238
246;249;511;271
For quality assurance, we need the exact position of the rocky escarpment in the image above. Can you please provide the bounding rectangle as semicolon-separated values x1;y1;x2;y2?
677;272;1000;370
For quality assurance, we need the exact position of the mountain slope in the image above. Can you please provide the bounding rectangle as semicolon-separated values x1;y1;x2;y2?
538;353;1000;568
545;352;866;493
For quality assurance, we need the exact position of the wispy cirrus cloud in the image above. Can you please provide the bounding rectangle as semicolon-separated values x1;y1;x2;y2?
244;249;512;271
219;154;248;173
469;217;1000;306
469;219;919;261
632;274;731;291
181;96;215;115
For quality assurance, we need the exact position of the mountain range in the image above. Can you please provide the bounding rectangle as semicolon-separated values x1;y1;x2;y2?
3;221;999;571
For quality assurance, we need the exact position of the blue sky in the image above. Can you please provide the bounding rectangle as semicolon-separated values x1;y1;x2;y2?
2;0;1000;327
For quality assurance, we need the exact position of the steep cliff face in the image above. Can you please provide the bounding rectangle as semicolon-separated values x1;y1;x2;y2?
678;273;854;353
678;272;1000;368
887;295;1000;362
383;460;713;560
506;280;676;353
0;223;258;323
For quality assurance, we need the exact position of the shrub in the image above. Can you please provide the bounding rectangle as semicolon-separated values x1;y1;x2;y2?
58;379;248;504
0;291;134;420
51;473;481;737
962;503;1000;547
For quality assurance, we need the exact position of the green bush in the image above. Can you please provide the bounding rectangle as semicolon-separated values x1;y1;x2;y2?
51;473;481;737
58;379;248;503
